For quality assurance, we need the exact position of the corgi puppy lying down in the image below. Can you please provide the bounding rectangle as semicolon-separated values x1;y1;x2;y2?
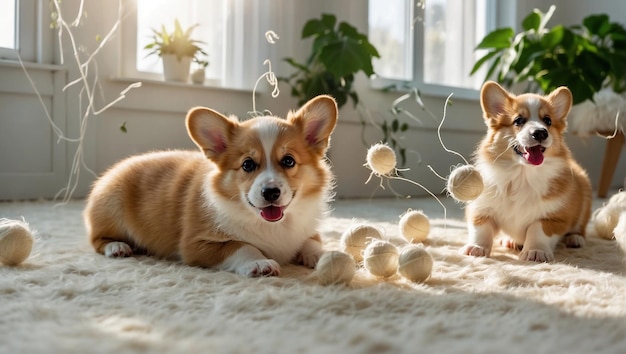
84;95;338;277
461;81;592;262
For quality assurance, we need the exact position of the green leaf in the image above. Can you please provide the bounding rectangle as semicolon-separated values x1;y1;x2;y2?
319;38;375;78
476;28;514;49
321;13;337;30
583;14;610;36
541;25;564;48
311;33;336;60
567;79;595;105
399;148;407;166
302;19;326;38
483;56;501;83
522;11;541;31
392;119;399;132
470;50;499;75
283;57;310;73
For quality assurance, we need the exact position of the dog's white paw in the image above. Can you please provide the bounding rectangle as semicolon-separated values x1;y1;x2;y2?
236;259;281;277
519;249;554;262
104;242;133;258
460;244;489;257
298;237;324;268
564;234;585;248
299;251;322;269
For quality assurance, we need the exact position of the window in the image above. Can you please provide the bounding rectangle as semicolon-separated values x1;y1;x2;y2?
0;0;17;50
0;0;53;63
368;0;515;98
123;0;283;90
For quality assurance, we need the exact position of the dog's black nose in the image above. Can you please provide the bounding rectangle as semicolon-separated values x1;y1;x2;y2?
262;187;281;202
531;129;548;142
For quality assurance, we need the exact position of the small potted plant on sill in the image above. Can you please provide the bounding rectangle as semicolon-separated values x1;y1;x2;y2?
191;57;209;84
144;19;207;83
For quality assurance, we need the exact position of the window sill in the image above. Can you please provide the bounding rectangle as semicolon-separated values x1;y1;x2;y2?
0;59;66;72
370;77;480;102
110;76;254;94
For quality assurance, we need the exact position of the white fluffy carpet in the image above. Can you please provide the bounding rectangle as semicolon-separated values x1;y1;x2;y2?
0;197;625;354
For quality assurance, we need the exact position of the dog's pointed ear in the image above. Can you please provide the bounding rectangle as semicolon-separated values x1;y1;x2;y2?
289;95;338;154
480;81;514;121
186;107;237;159
547;86;573;121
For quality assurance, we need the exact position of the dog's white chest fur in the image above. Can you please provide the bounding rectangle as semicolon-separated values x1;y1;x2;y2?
208;192;325;264
471;160;566;243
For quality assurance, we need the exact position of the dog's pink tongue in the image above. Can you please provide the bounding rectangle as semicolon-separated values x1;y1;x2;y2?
260;206;284;222
524;146;544;165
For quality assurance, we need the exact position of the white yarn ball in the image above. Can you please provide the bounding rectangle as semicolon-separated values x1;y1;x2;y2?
314;251;356;285
366;143;396;176
398;245;433;283
399;210;430;243
363;240;399;278
447;164;484;202
0;218;34;266
340;224;383;262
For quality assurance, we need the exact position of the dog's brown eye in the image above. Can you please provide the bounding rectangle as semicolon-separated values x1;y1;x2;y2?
281;155;296;168
242;158;257;172
513;116;526;126
543;116;552;126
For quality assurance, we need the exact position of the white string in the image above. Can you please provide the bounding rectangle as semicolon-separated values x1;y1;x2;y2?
18;0;142;204
596;111;622;140
250;31;281;117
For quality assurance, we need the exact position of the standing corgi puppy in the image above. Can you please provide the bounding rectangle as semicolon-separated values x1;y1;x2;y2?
461;81;592;262
84;95;338;276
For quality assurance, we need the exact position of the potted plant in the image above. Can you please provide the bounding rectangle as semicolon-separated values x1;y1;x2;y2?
470;5;626;105
144;19;207;83
280;14;380;109
191;57;209;84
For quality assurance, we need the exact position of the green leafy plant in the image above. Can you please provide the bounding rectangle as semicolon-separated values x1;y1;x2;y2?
280;14;380;108
471;6;626;104
144;19;207;61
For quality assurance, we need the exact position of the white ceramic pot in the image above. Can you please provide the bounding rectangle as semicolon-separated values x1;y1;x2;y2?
191;68;206;84
162;54;192;82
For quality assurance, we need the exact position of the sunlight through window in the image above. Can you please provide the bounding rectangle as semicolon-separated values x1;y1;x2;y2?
0;0;17;49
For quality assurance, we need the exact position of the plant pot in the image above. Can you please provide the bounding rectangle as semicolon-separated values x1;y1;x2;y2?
162;54;192;82
191;68;206;84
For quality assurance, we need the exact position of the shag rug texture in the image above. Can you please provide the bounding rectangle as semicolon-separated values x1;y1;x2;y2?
0;197;625;354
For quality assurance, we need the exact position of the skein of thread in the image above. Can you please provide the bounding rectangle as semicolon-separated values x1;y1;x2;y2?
447;164;484;202
399;210;430;243
314;251;356;285
0;218;34;266
363;240;399;278
398;245;433;283
340;224;383;262
366;143;397;176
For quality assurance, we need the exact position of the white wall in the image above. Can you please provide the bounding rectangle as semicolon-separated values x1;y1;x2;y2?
3;0;624;200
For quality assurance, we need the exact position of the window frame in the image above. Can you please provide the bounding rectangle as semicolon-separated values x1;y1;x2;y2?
0;0;54;64
369;0;516;100
119;0;285;91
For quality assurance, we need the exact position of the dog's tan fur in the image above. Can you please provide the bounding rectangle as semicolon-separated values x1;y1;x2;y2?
84;95;338;276
462;82;592;262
